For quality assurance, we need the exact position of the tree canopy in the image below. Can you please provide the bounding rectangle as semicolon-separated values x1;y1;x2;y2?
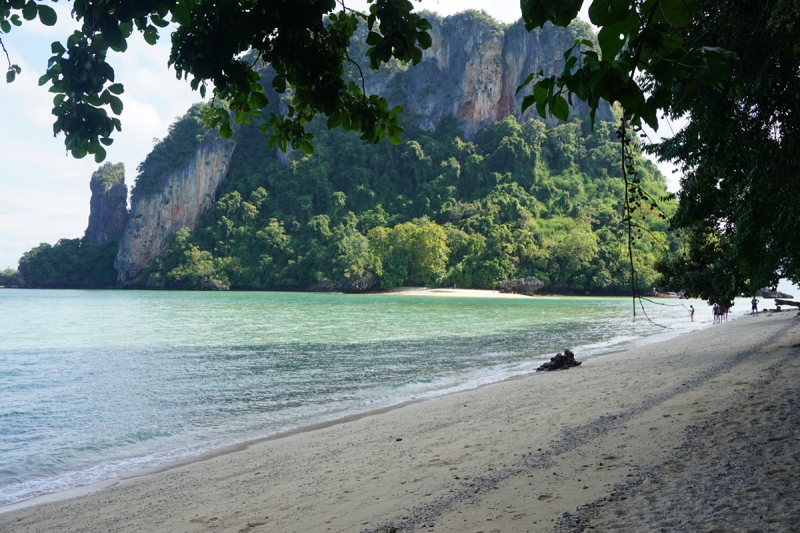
1;0;431;161
652;0;800;305
519;0;799;304
18;112;675;292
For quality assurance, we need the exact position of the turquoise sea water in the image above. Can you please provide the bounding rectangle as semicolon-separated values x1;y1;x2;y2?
0;289;712;507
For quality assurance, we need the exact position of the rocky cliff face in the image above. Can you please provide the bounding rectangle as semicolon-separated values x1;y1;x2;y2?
364;13;613;136
115;135;235;284
116;12;610;284
85;162;128;245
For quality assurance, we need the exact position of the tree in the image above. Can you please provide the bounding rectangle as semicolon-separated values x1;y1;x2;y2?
1;0;431;161
518;0;799;303
652;0;800;301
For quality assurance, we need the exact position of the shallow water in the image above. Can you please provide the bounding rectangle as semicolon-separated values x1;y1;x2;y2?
0;289;711;506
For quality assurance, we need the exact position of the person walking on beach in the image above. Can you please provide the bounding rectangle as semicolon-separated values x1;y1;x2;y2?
690;305;695;322
713;304;719;323
751;297;759;316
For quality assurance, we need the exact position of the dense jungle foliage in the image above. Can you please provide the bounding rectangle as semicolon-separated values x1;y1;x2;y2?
18;239;119;288
140;110;675;292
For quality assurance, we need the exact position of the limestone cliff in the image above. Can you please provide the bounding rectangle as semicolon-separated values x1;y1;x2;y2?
363;12;613;136
115;135;235;284
85;162;128;245
117;12;611;285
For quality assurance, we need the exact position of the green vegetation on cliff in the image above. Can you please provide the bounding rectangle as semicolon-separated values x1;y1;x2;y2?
142;113;674;291
18;239;118;288
132;103;216;196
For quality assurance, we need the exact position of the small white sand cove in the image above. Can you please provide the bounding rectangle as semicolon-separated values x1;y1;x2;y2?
381;287;537;298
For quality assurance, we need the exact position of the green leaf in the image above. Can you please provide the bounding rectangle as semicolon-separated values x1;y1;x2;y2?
100;137;114;146
589;0;631;26
50;41;66;54
522;0;582;29
109;95;123;115
520;94;536;114
102;22;123;47
53;93;65;106
94;146;107;163
143;26;159;45
417;18;432;31
651;0;697;28
301;140;314;155
0;20;11;33
327;114;341;129
150;14;169;28
172;3;190;25
22;1;37;21
615;78;645;110
598;24;626;61
516;72;535;96
552;95;569;121
37;4;57;26
108;83;124;95
417;31;432;49
219;122;232;138
6;70;16;83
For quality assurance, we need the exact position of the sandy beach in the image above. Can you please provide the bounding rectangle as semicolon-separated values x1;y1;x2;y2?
380;287;537;298
2;310;799;532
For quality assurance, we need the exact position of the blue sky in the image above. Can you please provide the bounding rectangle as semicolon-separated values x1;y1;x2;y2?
0;1;686;272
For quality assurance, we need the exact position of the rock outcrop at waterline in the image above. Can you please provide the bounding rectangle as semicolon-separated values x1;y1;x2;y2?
115;135;235;284
85;163;129;245
497;276;545;295
755;288;794;299
309;272;380;293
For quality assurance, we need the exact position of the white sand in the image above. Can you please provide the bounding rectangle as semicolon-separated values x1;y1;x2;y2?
2;311;799;532
378;287;537;298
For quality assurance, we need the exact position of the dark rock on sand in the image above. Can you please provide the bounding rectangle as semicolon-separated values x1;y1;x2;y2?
536;349;582;371
755;288;793;299
309;272;379;293
201;280;230;291
497;276;544;295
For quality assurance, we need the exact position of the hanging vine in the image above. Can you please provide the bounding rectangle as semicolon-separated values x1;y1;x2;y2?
616;116;669;324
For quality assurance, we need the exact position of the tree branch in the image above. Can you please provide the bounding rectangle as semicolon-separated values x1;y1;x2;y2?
1;37;12;71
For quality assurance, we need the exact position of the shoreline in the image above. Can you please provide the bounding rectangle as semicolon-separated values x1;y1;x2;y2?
0;301;717;512
0;304;768;513
4;312;798;531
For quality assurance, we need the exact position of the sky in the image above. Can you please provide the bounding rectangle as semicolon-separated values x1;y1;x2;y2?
0;1;697;275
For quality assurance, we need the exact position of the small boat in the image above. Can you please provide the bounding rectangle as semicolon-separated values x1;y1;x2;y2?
653;289;686;299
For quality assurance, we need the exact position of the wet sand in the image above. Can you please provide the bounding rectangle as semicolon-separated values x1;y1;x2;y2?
2;311;799;533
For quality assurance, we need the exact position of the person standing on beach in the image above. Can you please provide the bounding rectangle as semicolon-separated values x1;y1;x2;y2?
690;305;695;322
713;304;719;323
751;297;759;316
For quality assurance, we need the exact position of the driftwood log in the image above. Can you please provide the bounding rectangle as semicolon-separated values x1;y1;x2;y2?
536;349;582;371
775;299;800;308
